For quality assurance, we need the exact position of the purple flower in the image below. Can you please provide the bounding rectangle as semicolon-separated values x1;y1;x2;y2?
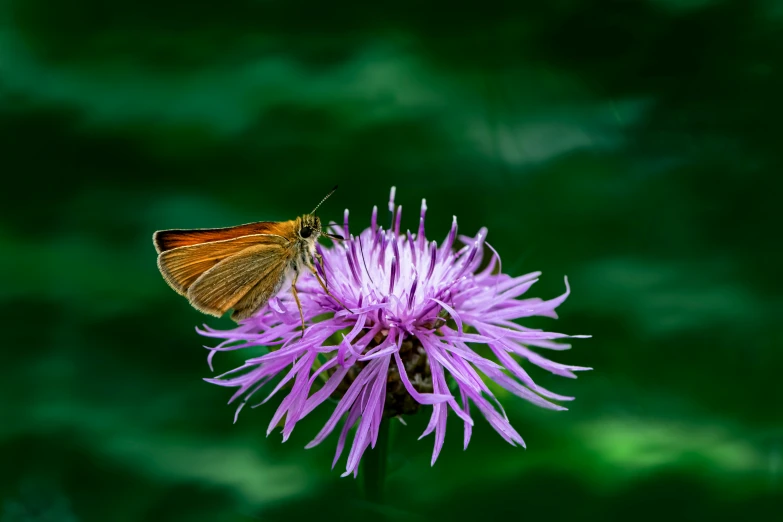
199;188;590;477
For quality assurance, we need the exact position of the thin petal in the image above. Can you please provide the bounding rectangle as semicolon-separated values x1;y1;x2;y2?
393;350;451;405
430;297;463;335
331;401;362;469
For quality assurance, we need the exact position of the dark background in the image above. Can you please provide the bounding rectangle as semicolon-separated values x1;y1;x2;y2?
2;1;781;521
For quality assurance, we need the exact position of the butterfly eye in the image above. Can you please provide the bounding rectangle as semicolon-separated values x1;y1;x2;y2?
300;226;312;238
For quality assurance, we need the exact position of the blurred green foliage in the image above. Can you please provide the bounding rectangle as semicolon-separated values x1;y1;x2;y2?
2;0;781;520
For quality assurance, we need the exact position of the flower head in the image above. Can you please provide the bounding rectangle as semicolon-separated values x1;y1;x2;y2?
199;188;590;477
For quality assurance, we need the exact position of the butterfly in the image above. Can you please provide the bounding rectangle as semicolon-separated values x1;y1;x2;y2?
153;186;348;330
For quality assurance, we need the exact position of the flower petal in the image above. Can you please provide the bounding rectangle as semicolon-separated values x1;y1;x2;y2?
393;350;451;405
430;297;463;335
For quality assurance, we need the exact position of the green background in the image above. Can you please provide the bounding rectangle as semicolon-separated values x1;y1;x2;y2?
2;1;781;520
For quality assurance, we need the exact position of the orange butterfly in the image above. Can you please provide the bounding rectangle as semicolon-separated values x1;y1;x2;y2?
153;186;348;330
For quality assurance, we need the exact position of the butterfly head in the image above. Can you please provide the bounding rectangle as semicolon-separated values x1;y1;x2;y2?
300;186;344;242
298;214;321;241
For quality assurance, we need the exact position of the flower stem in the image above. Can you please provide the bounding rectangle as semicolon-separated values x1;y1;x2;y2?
363;418;389;504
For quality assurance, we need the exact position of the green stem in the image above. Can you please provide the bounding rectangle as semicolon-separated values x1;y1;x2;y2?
363;418;390;504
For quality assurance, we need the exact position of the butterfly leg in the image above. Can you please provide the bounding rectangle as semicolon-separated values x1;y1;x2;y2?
290;267;306;337
315;252;328;289
307;262;354;314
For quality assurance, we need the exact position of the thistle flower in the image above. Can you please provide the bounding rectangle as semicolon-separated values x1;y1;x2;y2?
199;188;590;477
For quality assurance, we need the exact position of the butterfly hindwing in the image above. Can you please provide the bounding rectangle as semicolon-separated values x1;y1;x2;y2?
156;233;290;296
186;239;295;318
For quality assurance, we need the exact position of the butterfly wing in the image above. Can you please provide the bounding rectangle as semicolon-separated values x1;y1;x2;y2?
186;240;295;319
230;270;290;321
154;221;290;254
156;234;289;296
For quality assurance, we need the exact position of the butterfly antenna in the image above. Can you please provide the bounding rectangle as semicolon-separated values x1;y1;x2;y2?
312;185;339;214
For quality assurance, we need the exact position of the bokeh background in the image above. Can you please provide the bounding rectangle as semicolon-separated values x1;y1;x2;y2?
2;0;782;520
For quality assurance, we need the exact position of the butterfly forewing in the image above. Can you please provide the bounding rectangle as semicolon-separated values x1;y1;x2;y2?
154;221;285;253
186;239;295;318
